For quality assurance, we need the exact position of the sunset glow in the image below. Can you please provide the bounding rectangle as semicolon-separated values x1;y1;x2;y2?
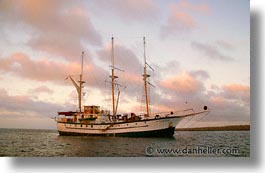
0;0;250;129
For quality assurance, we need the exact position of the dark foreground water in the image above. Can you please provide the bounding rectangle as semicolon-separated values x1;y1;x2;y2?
0;128;250;157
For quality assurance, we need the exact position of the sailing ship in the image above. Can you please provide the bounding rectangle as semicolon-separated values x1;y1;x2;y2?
55;37;209;137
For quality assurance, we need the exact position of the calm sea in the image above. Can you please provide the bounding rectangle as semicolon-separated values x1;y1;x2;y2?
0;128;250;157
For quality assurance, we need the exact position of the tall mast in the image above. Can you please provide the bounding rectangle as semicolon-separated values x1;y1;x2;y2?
143;37;150;117
111;37;116;116
66;52;85;113
108;37;125;116
78;51;85;113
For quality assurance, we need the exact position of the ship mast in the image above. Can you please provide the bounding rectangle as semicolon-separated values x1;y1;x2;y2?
67;52;85;113
143;37;150;117
79;51;85;113
111;37;116;116
105;37;124;117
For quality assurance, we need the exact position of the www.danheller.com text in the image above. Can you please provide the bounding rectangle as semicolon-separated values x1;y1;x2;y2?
145;145;240;156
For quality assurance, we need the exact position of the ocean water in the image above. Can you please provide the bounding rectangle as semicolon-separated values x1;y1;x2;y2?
0;128;250;157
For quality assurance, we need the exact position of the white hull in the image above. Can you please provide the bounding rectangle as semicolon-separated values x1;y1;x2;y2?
57;110;209;137
57;116;183;137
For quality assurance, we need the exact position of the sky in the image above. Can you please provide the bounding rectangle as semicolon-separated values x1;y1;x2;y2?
0;0;250;129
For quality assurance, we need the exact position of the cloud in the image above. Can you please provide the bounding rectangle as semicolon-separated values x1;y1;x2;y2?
215;40;235;51
223;84;249;92
97;44;142;74
0;0;102;61
202;82;250;122
162;10;197;33
190;70;210;79
150;70;207;113
0;88;66;119
191;41;234;61
0;53;78;82
29;86;54;94
97;44;144;96
222;84;250;106
175;0;210;14
88;0;160;23
159;71;205;95
161;0;210;37
148;69;249;123
208;83;250;107
0;52;108;89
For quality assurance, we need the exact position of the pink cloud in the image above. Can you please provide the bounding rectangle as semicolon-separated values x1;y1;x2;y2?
150;70;209;113
124;72;142;85
174;0;210;14
89;0;159;23
207;83;250;112
159;72;204;94
155;71;249;123
161;0;211;37
171;10;197;28
5;53;78;81
0;88;65;118
223;84;249;92
0;0;102;61
30;86;54;94
222;84;250;105
207;93;249;122
0;53;108;89
210;96;227;106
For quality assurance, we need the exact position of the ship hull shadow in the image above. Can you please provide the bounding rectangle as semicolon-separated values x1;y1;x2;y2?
58;127;175;138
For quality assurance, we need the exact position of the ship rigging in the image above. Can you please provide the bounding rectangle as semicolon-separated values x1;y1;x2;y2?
55;37;210;137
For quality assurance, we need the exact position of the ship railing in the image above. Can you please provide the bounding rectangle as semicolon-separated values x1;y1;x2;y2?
148;108;195;118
